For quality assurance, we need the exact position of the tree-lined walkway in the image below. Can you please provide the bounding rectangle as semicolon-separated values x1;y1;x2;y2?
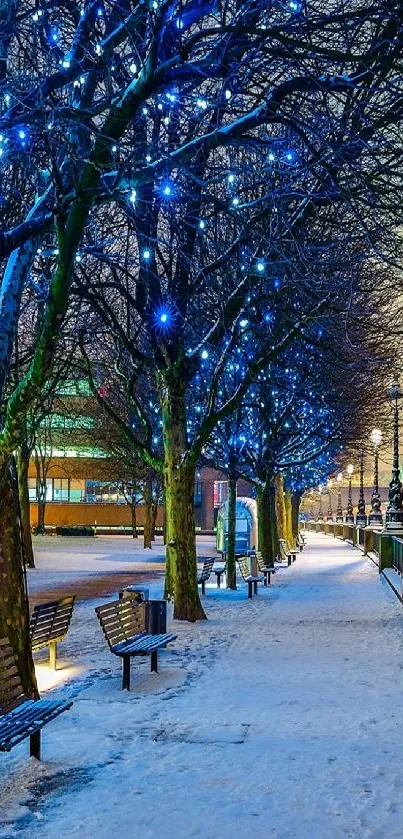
3;532;403;838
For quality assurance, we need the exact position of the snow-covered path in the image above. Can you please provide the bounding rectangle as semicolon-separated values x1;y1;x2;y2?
2;533;403;838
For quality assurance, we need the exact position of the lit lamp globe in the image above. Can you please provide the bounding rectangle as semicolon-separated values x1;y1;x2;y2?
336;472;344;522
369;428;383;527
345;463;355;523
370;428;382;448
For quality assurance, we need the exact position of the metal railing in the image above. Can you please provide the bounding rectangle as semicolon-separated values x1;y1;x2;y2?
392;538;403;575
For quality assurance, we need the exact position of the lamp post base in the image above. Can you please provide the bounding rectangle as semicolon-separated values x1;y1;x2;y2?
385;510;403;530
356;514;368;527
368;512;383;527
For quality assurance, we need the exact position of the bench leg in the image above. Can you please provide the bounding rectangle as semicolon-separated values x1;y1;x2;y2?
30;730;41;760
288;555;292;566
201;580;205;595
49;641;57;670
216;572;221;588
253;581;258;595
267;571;271;586
151;650;158;673
248;581;252;599
122;655;131;691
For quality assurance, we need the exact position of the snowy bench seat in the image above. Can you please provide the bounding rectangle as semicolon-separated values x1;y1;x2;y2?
237;557;264;599
30;595;76;669
0;637;72;759
95;599;177;691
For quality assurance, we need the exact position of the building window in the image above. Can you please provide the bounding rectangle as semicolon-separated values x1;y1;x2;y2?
28;478;37;501
194;481;203;506
52;478;70;501
85;480;125;503
214;480;229;508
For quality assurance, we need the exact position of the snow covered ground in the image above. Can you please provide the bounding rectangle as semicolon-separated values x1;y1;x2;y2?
27;533;218;596
2;532;403;838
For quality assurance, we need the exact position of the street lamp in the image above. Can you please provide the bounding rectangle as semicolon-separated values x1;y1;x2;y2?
327;479;334;521
368;428;383;527
386;380;403;530
336;472;344;522
345;463;354;523
355;449;367;527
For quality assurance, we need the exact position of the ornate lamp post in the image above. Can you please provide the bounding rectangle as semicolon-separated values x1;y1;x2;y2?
355;449;367;527
336;472;344;522
327;479;334;521
317;485;324;521
386;380;403;530
345;463;355;523
368;428;383;527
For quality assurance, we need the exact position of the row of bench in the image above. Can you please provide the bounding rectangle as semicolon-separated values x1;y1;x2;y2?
198;535;305;599
0;592;177;760
1;532;306;761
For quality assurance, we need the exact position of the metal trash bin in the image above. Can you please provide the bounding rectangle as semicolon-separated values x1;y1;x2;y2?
146;600;167;634
119;586;149;603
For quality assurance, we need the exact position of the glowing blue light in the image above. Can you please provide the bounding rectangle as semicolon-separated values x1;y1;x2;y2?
162;183;172;197
274;279;281;289
268;152;275;162
160;312;168;323
285;149;296;163
143;249;151;260
201;349;209;359
18;129;26;140
197;98;207;110
176;18;184;29
199;219;205;229
232;197;240;206
228;173;235;184
257;261;265;272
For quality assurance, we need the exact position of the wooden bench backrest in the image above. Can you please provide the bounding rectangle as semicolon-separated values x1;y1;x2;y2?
279;540;289;558
30;596;76;649
198;558;215;582
237;557;250;581
0;638;26;716
95;599;146;649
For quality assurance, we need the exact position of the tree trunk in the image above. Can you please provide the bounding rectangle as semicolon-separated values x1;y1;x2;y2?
143;477;152;549
161;378;206;621
269;482;280;561
0;459;37;696
291;492;301;542
151;498;158;541
257;482;275;566
36;496;46;534
284;488;294;547
16;443;35;568
226;472;237;589
130;503;138;538
275;473;287;542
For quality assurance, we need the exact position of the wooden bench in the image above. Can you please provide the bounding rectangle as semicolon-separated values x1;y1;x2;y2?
95;599;177;691
0;637;72;759
253;551;274;586
197;558;215;594
237;557;264;599
279;539;298;566
296;533;306;550
30;596;76;669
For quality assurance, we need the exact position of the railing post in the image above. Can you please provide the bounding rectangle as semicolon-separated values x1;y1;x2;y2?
378;533;394;573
